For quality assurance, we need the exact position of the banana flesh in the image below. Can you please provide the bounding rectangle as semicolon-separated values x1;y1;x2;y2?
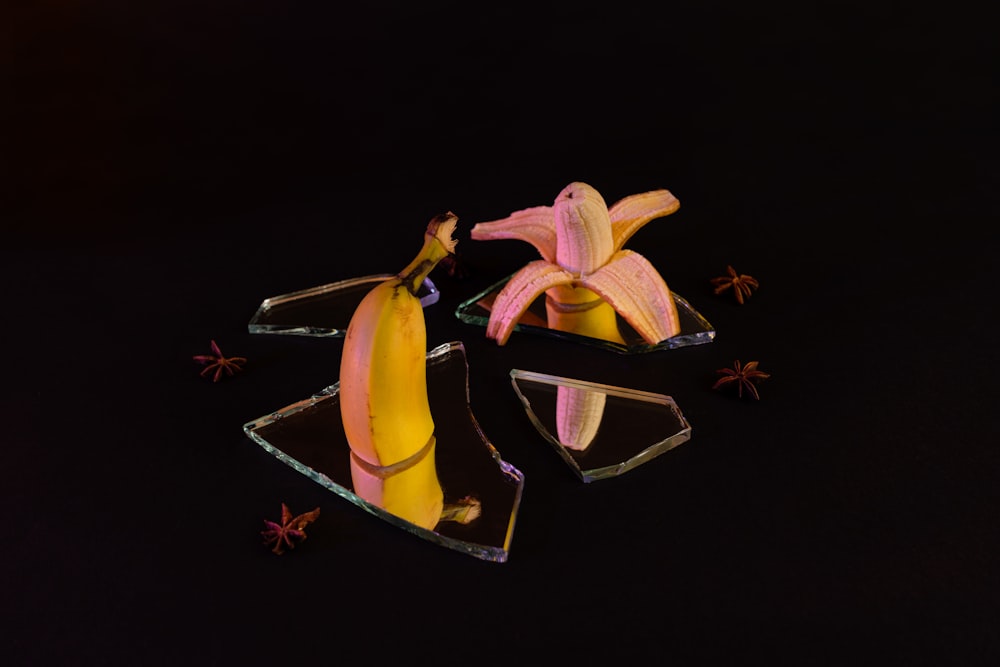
470;182;682;346
553;182;614;275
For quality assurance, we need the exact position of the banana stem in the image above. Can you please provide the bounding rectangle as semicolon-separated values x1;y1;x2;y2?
399;212;458;295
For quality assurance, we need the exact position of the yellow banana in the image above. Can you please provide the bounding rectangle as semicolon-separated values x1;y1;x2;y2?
339;213;458;530
339;212;458;468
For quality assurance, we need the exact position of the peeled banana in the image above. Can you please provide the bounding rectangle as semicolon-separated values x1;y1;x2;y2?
470;182;682;346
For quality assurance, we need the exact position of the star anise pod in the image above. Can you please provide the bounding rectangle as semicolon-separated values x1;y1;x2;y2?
710;265;759;304
193;339;247;382
713;360;770;400
261;503;321;555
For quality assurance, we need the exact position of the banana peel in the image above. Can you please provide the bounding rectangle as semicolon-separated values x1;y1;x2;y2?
470;182;681;346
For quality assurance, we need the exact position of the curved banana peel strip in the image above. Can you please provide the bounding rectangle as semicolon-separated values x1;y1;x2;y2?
485;260;574;345
468;182;682;346
556;385;607;452
579;250;681;345
608;189;680;250
469;206;558;263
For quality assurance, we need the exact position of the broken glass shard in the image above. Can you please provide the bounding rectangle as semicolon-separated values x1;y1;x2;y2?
455;273;714;353
248;274;439;337
244;341;523;563
510;370;692;482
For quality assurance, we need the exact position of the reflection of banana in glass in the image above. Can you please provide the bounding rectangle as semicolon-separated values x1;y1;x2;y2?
350;442;483;530
350;437;444;530
556;385;607;452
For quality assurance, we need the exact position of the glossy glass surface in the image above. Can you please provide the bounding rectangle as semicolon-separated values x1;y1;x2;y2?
248;274;439;337
510;370;692;482
455;273;715;353
243;342;523;562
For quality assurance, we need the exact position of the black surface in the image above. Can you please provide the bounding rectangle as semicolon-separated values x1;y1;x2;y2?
6;2;999;664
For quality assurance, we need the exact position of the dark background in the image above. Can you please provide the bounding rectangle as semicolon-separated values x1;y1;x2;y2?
5;1;999;664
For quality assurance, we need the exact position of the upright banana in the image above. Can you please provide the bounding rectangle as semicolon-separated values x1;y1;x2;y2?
339;213;458;529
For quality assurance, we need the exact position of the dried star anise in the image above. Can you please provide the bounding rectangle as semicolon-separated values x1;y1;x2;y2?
713;360;770;400
710;265;759;304
193;339;246;382
261;503;321;555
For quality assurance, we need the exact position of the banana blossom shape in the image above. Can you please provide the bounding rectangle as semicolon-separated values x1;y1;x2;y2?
470;182;682;345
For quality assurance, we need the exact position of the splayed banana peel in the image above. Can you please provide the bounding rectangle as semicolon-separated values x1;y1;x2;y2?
470;182;682;346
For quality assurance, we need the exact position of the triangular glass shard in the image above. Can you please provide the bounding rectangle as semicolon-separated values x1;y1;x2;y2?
455;272;714;354
510;370;692;483
248;274;439;337
244;342;524;563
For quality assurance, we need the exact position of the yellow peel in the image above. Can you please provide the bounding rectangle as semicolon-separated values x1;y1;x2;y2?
608;189;680;250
